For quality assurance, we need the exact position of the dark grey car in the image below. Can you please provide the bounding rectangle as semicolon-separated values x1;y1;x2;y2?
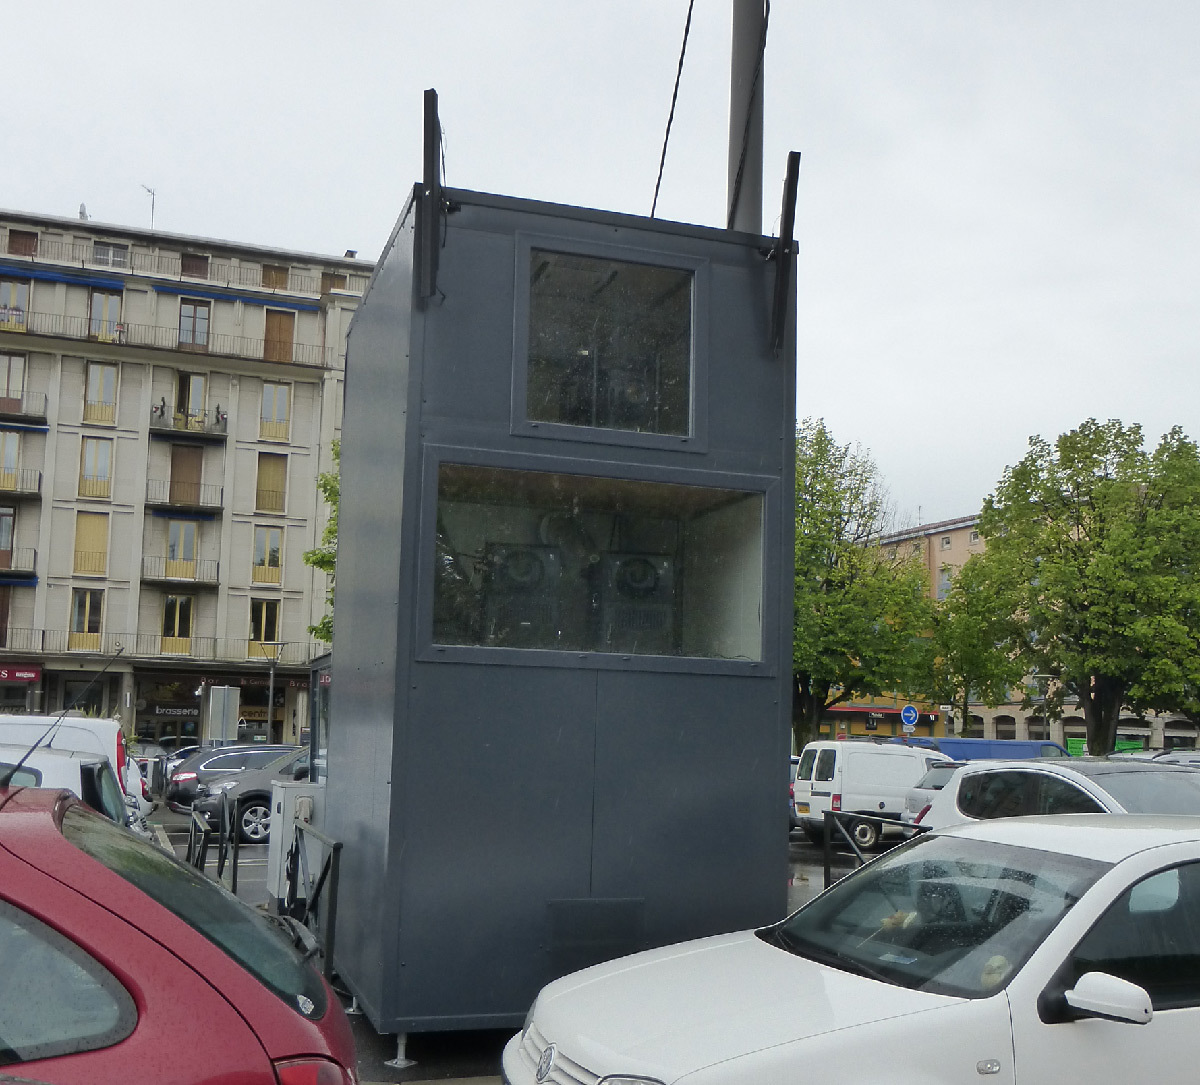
193;747;309;843
165;744;300;813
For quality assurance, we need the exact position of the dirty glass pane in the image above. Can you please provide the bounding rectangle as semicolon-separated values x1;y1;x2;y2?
433;463;763;660
527;250;692;435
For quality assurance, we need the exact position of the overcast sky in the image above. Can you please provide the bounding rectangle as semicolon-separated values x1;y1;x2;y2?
6;1;1198;525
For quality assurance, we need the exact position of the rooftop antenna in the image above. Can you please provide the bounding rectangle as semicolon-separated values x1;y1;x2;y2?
141;185;157;230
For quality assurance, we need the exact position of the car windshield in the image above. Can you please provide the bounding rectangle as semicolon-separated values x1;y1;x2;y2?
1087;768;1200;813
763;833;1109;998
59;805;327;1019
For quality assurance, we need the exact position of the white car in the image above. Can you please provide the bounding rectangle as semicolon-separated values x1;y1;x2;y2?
915;757;1200;831
504;815;1200;1084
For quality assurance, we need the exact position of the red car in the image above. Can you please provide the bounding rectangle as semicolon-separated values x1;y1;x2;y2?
0;786;356;1084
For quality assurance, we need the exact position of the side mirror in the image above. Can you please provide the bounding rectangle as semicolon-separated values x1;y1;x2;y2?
293;764;309;781
1064;972;1153;1025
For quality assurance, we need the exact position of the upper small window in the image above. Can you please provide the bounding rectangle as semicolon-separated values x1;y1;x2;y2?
940;535;952;550
526;250;692;436
6;230;37;257
180;253;209;279
92;241;129;269
320;272;347;294
970;530;981;543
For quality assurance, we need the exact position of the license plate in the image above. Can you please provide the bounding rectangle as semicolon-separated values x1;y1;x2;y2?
795;802;809;814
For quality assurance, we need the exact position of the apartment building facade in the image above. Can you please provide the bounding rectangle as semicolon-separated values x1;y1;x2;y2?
874;514;1198;752
0;209;371;748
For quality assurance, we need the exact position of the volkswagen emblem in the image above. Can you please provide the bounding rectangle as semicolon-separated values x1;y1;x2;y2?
535;1041;556;1083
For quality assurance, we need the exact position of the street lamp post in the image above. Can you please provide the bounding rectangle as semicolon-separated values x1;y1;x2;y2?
260;641;284;742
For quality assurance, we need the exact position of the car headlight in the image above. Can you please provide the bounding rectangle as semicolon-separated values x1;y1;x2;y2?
598;1078;667;1084
209;781;239;794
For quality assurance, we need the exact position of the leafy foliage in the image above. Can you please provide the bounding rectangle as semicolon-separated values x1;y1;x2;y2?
977;419;1200;752
303;440;339;644
928;552;1027;736
792;419;934;749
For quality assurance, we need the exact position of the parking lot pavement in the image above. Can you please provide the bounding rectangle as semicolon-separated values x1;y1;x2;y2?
350;1011;507;1084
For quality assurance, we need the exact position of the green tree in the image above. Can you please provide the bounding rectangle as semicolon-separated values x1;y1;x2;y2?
303;439;339;643
792;419;935;752
978;419;1200;753
929;553;1027;736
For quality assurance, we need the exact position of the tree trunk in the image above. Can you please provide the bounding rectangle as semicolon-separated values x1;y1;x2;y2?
1081;674;1125;754
792;673;829;753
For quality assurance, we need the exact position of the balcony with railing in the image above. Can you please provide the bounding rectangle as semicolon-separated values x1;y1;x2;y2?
1;229;370;297
0;548;37;577
0;627;320;664
0;469;42;499
1;308;340;367
145;478;223;512
0;392;47;424
72;551;108;576
255;488;286;514
141;555;219;586
148;404;228;440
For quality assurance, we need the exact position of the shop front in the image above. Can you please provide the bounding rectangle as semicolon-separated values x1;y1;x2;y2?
821;704;941;739
0;663;41;712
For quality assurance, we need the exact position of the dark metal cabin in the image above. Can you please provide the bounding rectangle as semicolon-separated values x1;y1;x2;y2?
326;185;796;1033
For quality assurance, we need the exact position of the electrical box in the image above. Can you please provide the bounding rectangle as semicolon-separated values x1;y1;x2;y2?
266;779;323;912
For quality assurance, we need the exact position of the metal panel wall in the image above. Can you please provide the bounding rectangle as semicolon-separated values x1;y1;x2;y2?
328;188;796;1033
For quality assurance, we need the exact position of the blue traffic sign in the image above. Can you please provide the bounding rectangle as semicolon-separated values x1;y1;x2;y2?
900;704;919;727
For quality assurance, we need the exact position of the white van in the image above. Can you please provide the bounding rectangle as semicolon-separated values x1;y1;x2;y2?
0;714;130;798
793;739;952;848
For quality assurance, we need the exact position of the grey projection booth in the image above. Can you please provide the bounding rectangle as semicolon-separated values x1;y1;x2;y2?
325;180;797;1034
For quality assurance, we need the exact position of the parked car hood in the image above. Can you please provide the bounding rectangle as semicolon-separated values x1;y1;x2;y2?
534;929;961;1081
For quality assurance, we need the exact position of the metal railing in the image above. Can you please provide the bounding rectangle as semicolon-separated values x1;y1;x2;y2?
282;817;343;981
0;548;36;574
0;627;320;663
0;469;41;497
3;308;338;367
148;404;228;436
0;391;46;420
145;478;224;510
140;555;220;583
1;230;368;298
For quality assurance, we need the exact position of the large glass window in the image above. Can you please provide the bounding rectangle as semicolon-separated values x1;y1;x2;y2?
0;353;24;410
253;526;283;583
70;588;103;651
85;361;117;423
79;436;113;498
433;463;763;659
179;299;210;349
89;289;122;342
162;594;193;653
0;278;29;332
526;250;692;436
260;382;290;440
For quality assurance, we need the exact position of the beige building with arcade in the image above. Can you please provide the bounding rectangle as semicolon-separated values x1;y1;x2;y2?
0;209;371;748
875;515;1199;752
